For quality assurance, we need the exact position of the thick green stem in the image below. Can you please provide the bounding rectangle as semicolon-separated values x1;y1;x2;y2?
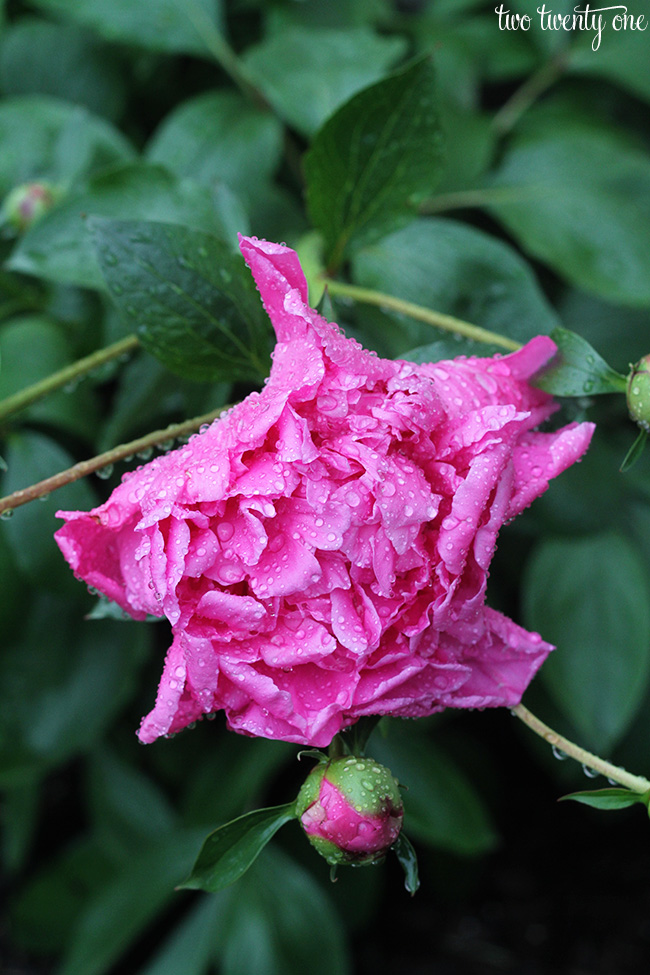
513;703;650;794
323;279;521;352
0;407;226;516
0;335;140;424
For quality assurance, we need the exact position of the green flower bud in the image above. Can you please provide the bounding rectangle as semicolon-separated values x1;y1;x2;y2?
627;355;650;432
2;181;58;233
296;756;403;866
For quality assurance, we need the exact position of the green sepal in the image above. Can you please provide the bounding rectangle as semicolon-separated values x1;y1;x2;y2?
534;326;627;397
392;832;420;895
178;802;297;893
620;428;648;473
559;788;650;811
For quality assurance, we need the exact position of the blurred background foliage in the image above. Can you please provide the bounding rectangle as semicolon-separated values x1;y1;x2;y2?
1;0;650;972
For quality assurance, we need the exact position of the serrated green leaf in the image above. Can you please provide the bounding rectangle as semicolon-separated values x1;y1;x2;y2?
243;25;407;137
392;832;420;895
28;0;223;56
524;532;650;751
8;164;237;289
305;57;445;267
559;788;648;811
534;326;627;396
91;218;272;382
179;803;297;893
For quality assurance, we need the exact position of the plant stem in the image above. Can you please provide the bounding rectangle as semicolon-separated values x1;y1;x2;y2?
513;703;650;794
182;0;268;110
0;407;226;516
493;52;568;135
323;279;521;352
0;335;140;424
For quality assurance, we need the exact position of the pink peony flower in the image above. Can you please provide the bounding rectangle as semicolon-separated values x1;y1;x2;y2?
296;756;404;865
55;235;594;747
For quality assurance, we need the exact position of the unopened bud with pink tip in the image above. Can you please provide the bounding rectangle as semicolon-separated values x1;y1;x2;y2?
296;756;404;866
2;181;59;233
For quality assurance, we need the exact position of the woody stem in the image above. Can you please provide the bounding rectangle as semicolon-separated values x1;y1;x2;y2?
513;703;650;793
322;279;521;351
0;407;227;516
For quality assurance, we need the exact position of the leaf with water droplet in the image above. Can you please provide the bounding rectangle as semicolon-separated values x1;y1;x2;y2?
559;788;649;811
533;326;627;397
90;218;272;382
305;56;445;268
392;831;420;895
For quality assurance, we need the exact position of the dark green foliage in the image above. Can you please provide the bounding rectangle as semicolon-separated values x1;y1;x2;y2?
2;2;650;972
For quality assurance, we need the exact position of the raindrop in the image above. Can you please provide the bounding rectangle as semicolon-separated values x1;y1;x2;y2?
0;508;14;519
96;464;114;480
582;764;599;779
551;746;568;761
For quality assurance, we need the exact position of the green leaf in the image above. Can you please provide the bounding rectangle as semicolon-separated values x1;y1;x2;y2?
372;722;498;856
8;164;236;289
0;18;127;121
182;736;295;828
558;288;650;376
621;429;648;473
0;95;135;197
0;431;97;585
136;895;224;975
524;532;650;751
243;26;407;137
559;788;648;811
534;326;627;397
179;803;296;894
0;316;99;439
568;0;650;104
58;830;205;975
392;832;420;895
217;848;351;975
305;57;445;266
90;218;272;382
28;0;223;56
2;780;40;873
487;120;650;306
88;749;176;860
0;594;150;785
146;90;283;202
351;217;557;358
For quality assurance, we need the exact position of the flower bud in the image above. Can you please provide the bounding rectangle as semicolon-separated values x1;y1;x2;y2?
2;181;58;233
296;756;403;866
627;355;650;432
